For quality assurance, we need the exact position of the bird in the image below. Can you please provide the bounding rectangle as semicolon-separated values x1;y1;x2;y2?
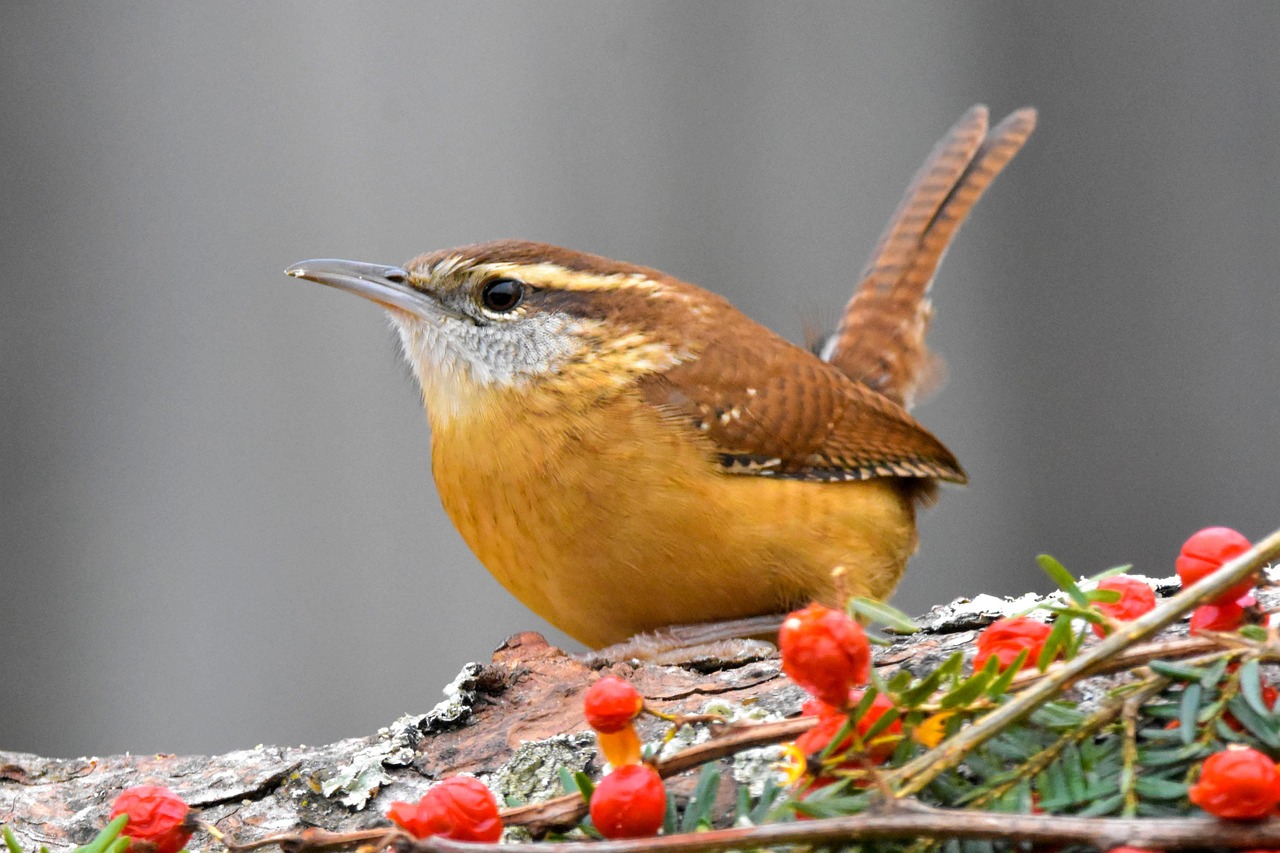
286;105;1036;649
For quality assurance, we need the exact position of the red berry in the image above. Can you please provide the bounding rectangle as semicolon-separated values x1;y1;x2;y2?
590;764;666;839
779;603;871;708
1091;576;1157;637
1176;526;1253;604
583;676;643;733
795;689;902;767
1189;747;1280;820
386;775;503;842
973;617;1054;673
1190;600;1247;634
109;785;194;853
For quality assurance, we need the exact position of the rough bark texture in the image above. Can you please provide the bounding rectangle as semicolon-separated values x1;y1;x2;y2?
0;586;1173;852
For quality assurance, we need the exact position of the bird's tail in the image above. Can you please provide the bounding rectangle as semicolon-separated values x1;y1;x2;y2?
822;105;1037;409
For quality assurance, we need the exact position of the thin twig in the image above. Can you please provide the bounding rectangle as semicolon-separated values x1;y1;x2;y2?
212;796;1280;853
1008;635;1218;689
1120;679;1147;816
216;826;401;853
404;802;1280;853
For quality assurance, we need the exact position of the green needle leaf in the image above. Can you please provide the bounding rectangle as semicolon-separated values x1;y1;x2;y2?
1086;564;1134;582
680;764;720;832
1078;791;1125;817
572;771;595;800
73;816;128;853
1134;776;1189;801
557;766;578;796
1178;684;1202;745
1199;657;1231;690
1036;554;1089;608
847;597;918;633
899;652;963;707
1148;660;1206;682
1239;658;1271;715
985;657;1023;699
941;663;998;709
1038;617;1074;670
1240;624;1269;642
1226;695;1280;748
863;704;901;742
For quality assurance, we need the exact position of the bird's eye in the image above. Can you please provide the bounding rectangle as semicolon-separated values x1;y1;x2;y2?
480;278;526;313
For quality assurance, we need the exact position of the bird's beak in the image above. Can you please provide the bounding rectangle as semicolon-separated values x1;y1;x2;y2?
285;259;433;320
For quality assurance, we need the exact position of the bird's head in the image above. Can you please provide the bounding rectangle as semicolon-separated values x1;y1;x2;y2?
287;240;725;423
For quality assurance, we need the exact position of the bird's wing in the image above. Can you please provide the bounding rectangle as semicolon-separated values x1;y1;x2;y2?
639;328;966;484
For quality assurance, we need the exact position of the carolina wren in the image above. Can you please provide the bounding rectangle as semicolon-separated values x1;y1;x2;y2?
287;105;1035;648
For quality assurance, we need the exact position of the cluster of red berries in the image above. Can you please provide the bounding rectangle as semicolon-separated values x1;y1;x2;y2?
108;777;507;848
972;574;1164;675
582;676;667;839
792;690;901;783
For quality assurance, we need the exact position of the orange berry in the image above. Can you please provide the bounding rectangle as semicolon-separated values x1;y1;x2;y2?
973;617;1053;673
1091;576;1157;637
1189;747;1280;820
109;785;194;853
583;676;643;733
779;603;871;708
386;775;503;842
1190;600;1247;634
590;764;666;839
1176;526;1253;604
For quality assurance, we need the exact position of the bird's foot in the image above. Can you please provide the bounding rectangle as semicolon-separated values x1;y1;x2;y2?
580;613;785;670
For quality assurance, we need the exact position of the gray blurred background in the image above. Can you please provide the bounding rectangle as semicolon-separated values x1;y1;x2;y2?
3;3;1278;758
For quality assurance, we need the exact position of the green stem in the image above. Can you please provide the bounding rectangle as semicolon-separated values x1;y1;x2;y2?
1120;684;1143;816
